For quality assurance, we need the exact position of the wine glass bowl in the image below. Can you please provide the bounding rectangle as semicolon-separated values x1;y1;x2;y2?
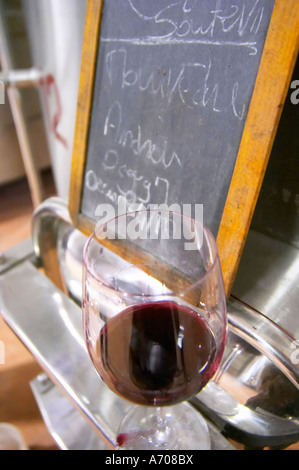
82;209;227;450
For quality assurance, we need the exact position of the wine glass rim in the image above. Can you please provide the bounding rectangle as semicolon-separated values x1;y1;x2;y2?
83;209;220;297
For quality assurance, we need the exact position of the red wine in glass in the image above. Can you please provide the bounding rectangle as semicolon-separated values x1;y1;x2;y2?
89;300;223;407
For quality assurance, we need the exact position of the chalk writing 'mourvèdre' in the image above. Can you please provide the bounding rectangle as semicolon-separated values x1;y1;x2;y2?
105;48;245;120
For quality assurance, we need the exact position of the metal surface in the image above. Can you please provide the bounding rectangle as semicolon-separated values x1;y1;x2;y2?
32;197;73;293
192;388;299;449
32;197;72;260
0;238;34;275
232;229;299;338
192;331;299;449
30;373;109;450
227;298;298;390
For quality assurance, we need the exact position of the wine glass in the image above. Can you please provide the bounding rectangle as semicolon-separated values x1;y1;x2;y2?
82;209;227;450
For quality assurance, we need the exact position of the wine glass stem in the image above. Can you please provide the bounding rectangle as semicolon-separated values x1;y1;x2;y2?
157;407;166;431
153;407;171;446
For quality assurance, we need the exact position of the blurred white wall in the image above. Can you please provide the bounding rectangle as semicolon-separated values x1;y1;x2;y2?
23;0;87;199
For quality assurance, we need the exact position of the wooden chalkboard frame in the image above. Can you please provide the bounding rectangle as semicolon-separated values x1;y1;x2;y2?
69;0;299;295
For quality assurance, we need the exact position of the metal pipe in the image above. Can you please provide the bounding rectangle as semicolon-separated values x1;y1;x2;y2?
0;3;43;208
0;67;44;88
227;297;299;390
32;196;73;293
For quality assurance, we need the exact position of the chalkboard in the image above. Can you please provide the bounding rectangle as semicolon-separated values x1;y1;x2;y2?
70;0;299;294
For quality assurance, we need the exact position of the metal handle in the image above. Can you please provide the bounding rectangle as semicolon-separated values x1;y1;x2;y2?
32;197;73;292
227;297;299;390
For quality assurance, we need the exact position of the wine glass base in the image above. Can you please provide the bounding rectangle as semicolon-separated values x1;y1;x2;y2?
116;402;210;450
